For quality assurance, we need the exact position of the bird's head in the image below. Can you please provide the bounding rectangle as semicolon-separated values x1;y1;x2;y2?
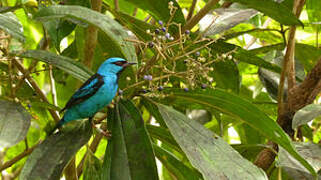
97;57;136;76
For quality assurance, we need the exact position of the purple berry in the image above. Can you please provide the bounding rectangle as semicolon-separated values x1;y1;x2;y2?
118;89;123;95
184;88;189;92
155;29;160;34
158;20;163;25
185;30;190;35
143;75;149;80
27;104;31;108
165;33;170;39
147;75;153;81
142;89;148;94
161;27;166;32
158;86;164;91
195;51;200;56
201;84;207;89
148;42;154;48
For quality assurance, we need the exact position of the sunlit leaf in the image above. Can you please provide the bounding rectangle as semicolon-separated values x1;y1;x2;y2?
0;12;25;42
0;100;31;148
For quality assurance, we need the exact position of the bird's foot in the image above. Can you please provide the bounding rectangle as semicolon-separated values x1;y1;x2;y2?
101;130;112;139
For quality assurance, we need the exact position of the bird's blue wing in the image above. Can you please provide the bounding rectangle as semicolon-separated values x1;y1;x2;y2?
60;73;104;112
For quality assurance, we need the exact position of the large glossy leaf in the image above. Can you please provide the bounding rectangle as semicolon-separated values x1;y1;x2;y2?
278;142;321;180
34;5;137;63
228;0;302;26
20;121;92;180
162;88;316;176
0;12;25;42
20;50;93;82
200;8;258;36
0;100;31;148
154;102;268;179
292;104;321;129
101;99;158;180
153;144;202;180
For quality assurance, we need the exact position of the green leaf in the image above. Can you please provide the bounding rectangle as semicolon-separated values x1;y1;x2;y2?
153;144;202;180
0;12;25;42
228;0;302;26
123;0;185;33
295;43;321;72
101;99;159;180
211;41;282;74
111;10;156;41
83;150;103;180
34;5;137;63
278;142;321;180
292;104;321;129
163;88;316;176
306;0;321;23
155;103;268;179
211;59;240;93
0;100;31;148
20;50;93;82
20;121;92;180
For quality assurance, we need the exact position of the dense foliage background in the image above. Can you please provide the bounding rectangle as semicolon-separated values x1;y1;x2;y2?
0;0;321;179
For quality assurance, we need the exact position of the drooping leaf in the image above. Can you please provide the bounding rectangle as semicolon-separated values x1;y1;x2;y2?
0;100;31;148
161;88;316;176
20;50;93;82
201;8;258;36
20;121;92;180
34;5;137;63
153;144;202;180
154;102;268;179
228;0;302;26
0;12;25;42
278;142;321;180
101;100;159;180
292;104;321;129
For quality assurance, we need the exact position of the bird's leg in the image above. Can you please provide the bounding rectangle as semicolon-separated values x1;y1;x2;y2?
90;117;112;139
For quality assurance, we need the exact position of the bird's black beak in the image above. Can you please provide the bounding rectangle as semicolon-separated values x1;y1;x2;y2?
122;62;136;68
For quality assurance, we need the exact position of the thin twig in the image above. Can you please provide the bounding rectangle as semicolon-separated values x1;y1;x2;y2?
49;65;58;106
0;142;40;172
186;0;197;21
182;0;219;32
114;0;119;11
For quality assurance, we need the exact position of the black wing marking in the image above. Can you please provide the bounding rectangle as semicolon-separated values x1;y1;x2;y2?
60;73;104;113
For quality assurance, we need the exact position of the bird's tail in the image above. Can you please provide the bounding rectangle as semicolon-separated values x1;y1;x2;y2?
48;118;65;136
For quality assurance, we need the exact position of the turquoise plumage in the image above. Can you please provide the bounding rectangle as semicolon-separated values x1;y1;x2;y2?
50;57;135;134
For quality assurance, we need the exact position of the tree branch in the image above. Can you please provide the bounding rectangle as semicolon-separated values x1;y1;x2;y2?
182;0;219;32
13;59;60;122
186;0;197;21
0;142;39;172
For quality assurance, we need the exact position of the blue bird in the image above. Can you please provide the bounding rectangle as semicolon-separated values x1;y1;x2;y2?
50;57;135;134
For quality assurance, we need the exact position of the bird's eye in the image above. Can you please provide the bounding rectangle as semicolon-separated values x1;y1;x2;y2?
113;61;127;66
